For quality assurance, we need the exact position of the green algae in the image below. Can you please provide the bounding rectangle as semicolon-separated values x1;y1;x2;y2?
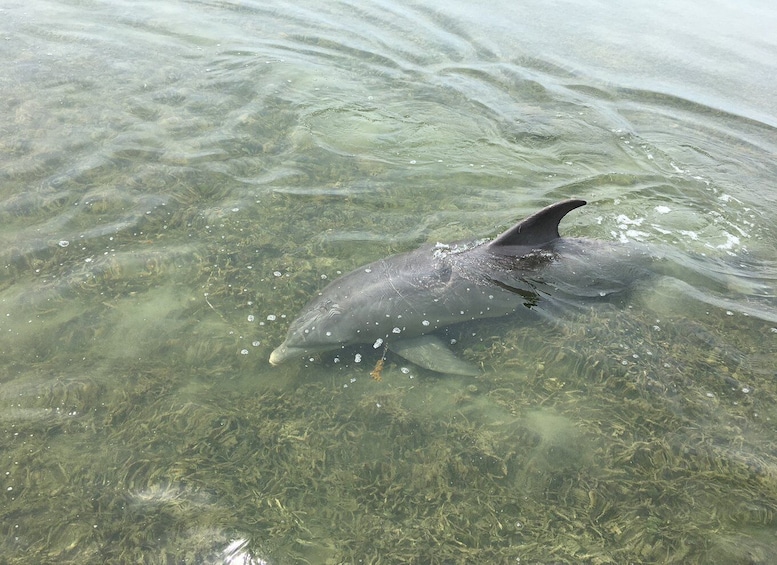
2;285;777;564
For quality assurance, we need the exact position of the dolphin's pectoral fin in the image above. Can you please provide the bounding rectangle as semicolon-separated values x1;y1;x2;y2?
388;335;480;376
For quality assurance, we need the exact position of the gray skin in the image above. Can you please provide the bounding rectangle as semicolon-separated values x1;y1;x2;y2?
269;199;656;374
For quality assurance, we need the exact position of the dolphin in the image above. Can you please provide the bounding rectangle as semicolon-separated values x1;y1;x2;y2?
269;199;655;375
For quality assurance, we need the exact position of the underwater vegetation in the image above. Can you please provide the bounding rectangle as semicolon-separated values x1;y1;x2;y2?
2;272;776;564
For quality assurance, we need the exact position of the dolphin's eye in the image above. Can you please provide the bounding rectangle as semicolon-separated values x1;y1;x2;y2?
318;299;341;317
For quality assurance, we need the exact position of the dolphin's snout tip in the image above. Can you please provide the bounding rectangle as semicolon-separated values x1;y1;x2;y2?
269;344;308;366
269;346;284;366
270;344;294;366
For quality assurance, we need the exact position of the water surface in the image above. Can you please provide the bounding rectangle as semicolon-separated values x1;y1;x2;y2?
2;0;777;563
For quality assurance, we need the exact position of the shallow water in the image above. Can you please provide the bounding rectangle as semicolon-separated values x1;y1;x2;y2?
2;0;777;563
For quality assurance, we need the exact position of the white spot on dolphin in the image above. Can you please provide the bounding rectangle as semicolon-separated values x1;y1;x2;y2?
422;320;430;326
373;338;383;349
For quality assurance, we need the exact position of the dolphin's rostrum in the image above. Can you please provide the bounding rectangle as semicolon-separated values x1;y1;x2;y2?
269;199;653;375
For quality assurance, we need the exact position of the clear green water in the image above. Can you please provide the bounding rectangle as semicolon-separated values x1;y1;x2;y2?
2;0;777;563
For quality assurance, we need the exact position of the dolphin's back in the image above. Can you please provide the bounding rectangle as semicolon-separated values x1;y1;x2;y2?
269;198;621;372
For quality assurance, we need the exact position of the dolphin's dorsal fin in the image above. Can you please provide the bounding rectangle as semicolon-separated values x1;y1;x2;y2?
489;199;586;249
